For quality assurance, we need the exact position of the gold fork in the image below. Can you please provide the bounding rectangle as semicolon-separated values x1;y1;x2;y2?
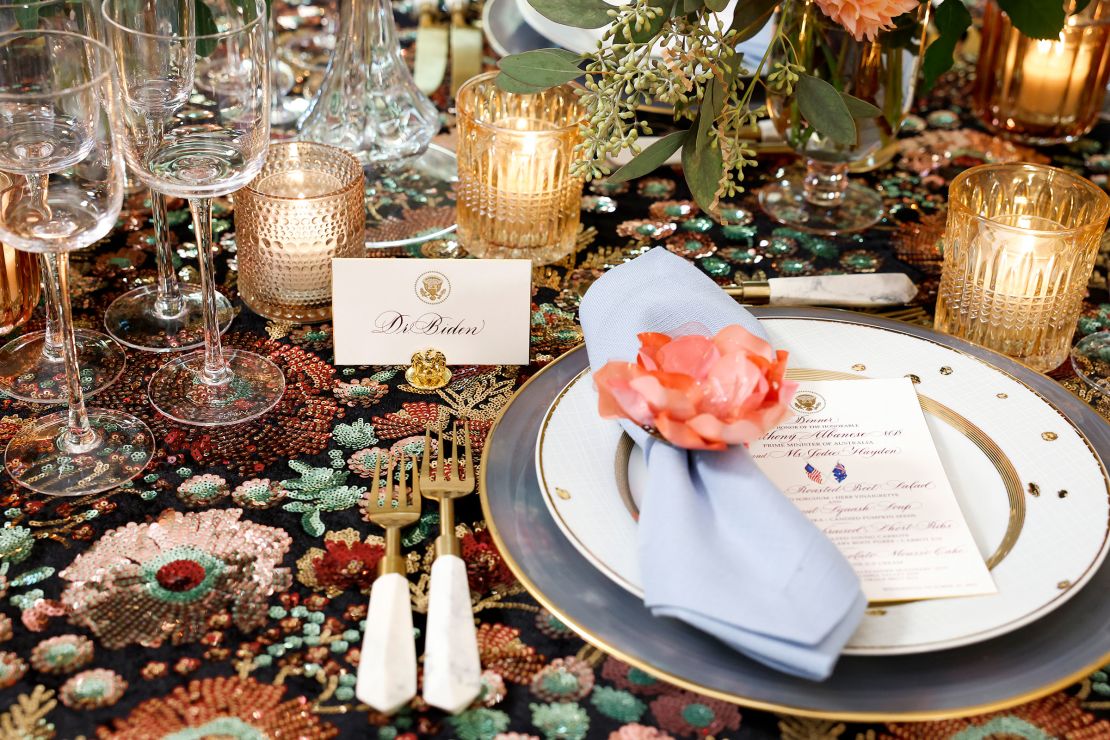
356;453;420;714
419;420;482;714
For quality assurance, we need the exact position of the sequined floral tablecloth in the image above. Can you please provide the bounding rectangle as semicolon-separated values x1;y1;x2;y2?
1;55;1110;739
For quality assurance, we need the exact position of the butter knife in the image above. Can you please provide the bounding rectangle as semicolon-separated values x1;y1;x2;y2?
724;273;917;307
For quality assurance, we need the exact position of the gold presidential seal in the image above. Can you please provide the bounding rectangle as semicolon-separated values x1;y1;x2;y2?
416;271;450;304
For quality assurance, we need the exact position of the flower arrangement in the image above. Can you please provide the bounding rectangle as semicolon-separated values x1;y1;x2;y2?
495;0;1072;212
594;325;796;450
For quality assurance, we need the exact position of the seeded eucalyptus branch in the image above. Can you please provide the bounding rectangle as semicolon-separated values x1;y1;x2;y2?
495;0;1069;212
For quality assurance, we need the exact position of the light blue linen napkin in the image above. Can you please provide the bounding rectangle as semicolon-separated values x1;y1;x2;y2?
579;247;866;680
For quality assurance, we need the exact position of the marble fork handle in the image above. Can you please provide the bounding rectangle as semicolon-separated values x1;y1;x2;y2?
422;554;483;714
356;572;417;714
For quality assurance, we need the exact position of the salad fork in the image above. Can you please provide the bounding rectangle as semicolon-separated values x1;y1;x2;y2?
356;453;420;714
420;421;482;714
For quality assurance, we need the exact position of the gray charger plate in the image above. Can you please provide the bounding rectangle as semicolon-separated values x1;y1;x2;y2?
479;307;1110;720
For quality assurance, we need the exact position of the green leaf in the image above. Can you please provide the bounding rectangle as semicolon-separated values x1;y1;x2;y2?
996;0;1066;39
729;0;778;42
495;72;551;94
319;486;366;512
839;92;882;119
681;82;725;212
282;501;314;513
705;0;729;11
498;49;583;88
195;0;218;58
526;0;612;29
796;74;856;146
921;0;971;90
302;509;325;537
609;130;688;183
14;4;39;28
683;0;703;13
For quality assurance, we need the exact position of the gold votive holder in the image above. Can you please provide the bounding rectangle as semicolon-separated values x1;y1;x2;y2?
935;163;1110;372
975;0;1110;144
235;142;365;323
455;72;584;265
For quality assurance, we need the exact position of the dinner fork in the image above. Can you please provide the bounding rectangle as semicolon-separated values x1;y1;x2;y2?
356;453;420;714
420;420;482;714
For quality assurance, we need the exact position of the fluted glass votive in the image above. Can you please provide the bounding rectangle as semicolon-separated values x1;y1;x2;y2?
935;163;1110;372
975;0;1110;144
235;142;365;323
456;72;584;265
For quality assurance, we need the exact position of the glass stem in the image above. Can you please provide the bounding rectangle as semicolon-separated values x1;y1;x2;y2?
40;252;97;452
802;159;850;209
189;198;231;385
151;190;184;317
39;254;64;363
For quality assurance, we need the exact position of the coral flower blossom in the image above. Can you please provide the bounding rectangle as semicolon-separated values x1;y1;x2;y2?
814;0;920;41
593;325;797;451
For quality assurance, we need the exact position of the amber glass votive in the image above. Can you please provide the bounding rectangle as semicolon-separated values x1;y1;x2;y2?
935;164;1110;372
456;72;584;265
975;0;1110;144
235;142;365;323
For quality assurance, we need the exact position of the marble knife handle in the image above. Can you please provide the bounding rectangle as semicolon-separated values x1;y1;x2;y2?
725;274;917;307
422;554;482;714
356;572;417;714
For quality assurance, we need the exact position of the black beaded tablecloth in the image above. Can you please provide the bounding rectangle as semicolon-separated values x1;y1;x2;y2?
1;41;1110;740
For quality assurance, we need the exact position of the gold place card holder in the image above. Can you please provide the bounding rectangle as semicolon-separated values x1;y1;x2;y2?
455;72;584;265
975;0;1110;144
935;163;1110;372
235;142;365;323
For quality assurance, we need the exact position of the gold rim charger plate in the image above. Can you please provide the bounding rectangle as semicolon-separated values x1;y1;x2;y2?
480;308;1110;720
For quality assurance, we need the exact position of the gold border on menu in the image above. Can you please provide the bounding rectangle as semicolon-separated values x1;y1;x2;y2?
479;315;1110;722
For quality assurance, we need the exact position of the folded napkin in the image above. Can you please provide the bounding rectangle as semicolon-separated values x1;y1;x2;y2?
579;248;866;680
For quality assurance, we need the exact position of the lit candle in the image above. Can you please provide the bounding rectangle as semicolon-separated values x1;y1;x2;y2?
980;214;1064;299
1015;35;1093;119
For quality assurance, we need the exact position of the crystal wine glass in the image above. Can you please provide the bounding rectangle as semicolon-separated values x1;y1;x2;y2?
0;29;154;494
103;0;285;426
759;0;930;235
0;0;126;402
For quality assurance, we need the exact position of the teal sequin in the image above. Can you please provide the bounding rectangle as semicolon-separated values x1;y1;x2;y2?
448;708;510;740
0;526;34;564
948;718;1052;740
590;687;645;723
540;670;581;697
164;717;267;740
530;702;589;740
680;216;714;233
699;256;731;277
140;547;225;604
332;419;379;449
681;702;715;729
626;668;657;687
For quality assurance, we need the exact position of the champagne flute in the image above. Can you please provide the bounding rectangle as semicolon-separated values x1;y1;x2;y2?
0;0;126;402
103;0;285;426
0;29;154;494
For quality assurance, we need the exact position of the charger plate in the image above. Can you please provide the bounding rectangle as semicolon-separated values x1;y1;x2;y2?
536;316;1110;656
480;308;1110;719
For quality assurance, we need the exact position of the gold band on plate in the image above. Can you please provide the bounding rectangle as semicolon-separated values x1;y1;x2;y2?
479;322;1110;721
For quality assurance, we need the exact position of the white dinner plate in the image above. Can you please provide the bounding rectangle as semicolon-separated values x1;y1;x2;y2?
514;0;773;63
535;316;1110;656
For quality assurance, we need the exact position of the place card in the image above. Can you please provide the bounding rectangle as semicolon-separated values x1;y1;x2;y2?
748;378;996;602
332;258;531;365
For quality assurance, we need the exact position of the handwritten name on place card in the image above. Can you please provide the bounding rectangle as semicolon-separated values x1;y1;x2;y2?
331;258;531;365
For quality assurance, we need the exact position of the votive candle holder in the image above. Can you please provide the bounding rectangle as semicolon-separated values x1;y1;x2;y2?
455;72;584;265
935;163;1110;372
235;142;365;323
974;0;1110;144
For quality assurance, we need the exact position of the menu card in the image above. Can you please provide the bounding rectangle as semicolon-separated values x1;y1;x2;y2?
748;378;996;602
